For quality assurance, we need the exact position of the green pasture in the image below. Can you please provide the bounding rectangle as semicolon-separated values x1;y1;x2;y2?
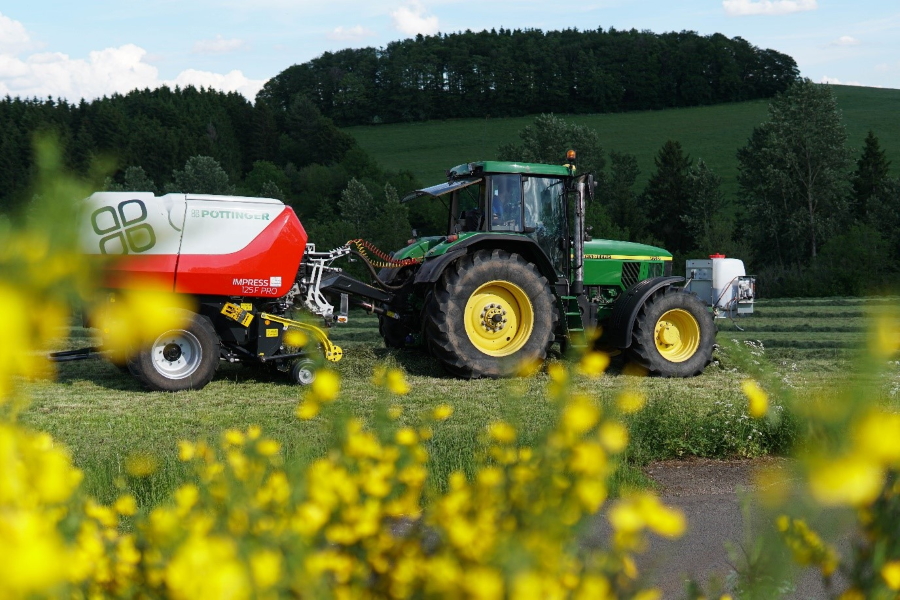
21;297;900;507
345;85;900;201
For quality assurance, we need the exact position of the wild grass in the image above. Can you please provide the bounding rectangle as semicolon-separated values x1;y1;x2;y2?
345;85;900;200
21;296;900;506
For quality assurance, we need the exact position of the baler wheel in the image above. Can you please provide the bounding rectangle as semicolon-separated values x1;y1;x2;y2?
424;249;557;378
627;287;715;377
128;309;220;391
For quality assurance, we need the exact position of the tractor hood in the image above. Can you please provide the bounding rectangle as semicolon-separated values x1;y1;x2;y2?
583;239;672;261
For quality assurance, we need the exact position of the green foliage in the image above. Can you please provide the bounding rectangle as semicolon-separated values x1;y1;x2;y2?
738;80;851;264
497;113;605;176
685;159;734;253
165;155;235;195
338;178;373;235
260;28;799;126
240;160;290;198
104;165;158;194
644;140;694;253
590;151;640;241
851;130;892;218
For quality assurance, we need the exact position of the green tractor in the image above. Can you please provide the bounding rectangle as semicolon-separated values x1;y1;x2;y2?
373;153;715;378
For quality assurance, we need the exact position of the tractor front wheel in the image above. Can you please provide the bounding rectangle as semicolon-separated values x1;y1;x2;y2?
628;287;715;377
424;249;558;378
128;309;220;391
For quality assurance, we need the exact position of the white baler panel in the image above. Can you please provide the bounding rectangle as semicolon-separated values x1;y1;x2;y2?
180;199;286;255
81;192;186;255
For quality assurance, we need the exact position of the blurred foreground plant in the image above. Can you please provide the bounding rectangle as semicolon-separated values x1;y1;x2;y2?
0;139;688;598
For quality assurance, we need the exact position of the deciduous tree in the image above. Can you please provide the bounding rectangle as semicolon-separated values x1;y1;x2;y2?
737;80;850;264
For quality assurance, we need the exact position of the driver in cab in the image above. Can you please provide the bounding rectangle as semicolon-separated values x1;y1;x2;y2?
491;175;522;231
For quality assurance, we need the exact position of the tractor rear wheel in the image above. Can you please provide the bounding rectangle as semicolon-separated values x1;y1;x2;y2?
128;309;220;391
628;287;715;377
424;249;557;378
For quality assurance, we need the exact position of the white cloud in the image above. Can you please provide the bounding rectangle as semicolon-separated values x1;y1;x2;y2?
0;44;265;101
0;12;33;55
391;1;439;36
169;69;266;100
820;76;863;86
0;18;264;101
723;0;817;16
192;35;246;55
831;36;860;47
327;25;376;41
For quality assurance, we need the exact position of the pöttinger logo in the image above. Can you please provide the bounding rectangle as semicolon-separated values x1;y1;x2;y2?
91;199;157;254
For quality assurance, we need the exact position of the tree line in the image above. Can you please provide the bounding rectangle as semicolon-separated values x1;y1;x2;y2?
510;82;898;296
2;68;892;296
0;87;417;255
259;27;800;126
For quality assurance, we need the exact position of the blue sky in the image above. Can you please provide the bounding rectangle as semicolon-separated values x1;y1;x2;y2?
1;1;897;102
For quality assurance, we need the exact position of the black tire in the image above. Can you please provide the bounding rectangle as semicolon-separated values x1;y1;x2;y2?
423;249;558;378
627;287;715;377
128;309;220;391
379;316;409;349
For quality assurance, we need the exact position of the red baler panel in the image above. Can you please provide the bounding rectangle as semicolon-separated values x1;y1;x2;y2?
174;209;308;297
101;255;179;290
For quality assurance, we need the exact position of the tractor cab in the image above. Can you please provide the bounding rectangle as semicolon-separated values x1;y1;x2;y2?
402;161;577;278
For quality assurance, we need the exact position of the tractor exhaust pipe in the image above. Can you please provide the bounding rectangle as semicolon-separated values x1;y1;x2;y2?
566;150;587;296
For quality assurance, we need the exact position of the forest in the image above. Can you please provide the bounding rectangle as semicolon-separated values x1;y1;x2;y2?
259;27;800;125
1;26;896;297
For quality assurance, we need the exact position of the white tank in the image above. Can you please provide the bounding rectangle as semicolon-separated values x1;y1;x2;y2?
686;254;755;316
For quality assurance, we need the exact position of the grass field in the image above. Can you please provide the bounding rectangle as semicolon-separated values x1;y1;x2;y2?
344;85;900;201
20;296;900;508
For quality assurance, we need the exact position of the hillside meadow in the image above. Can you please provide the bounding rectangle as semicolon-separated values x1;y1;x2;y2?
345;85;900;200
22;297;900;506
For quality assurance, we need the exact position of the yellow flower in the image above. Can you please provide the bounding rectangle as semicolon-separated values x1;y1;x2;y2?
310;369;340;403
616;390;647;414
178;440;196;461
433;404;454;421
853;410;900;465
295;400;320;420
250;549;282;590
92;283;195;363
882;560;900;590
742;379;768;418
463;566;504;600
808;454;883;507
256;439;281;456
575;479;608;512
489;422;517;444
283;329;308;348
578;351;610;378
388;405;404;419
563;395;600;434
125;452;158;477
224;429;245;446
386;368;411;395
114;494;138;516
599;422;629;453
547;362;568;385
396;428;418;446
870;314;900;357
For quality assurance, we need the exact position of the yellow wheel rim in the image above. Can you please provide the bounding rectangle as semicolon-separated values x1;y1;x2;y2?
463;280;534;357
654;308;701;363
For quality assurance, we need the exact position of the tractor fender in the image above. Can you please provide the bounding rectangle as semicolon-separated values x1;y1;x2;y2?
606;276;685;349
413;235;559;285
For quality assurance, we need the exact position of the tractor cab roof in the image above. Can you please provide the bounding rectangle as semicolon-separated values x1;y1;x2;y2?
448;161;571;179
400;160;574;203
